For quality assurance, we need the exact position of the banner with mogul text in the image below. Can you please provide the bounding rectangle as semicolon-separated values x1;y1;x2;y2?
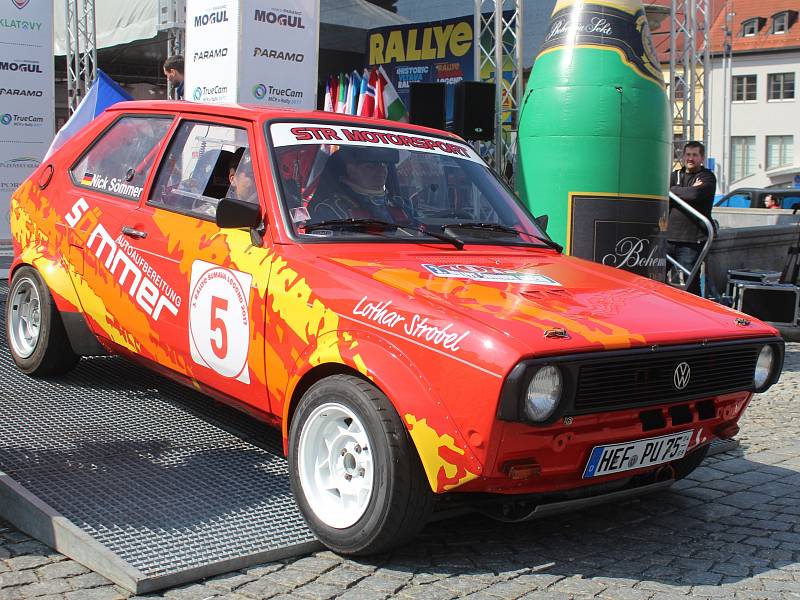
0;0;54;241
185;0;319;109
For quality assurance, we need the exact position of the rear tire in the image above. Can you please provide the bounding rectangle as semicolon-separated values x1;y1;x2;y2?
288;374;434;555
6;266;79;376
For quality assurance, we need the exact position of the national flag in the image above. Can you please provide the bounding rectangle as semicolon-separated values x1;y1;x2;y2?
323;76;334;112
45;69;133;159
80;172;94;186
336;73;348;113
377;66;408;122
357;68;376;118
374;70;386;119
348;71;361;115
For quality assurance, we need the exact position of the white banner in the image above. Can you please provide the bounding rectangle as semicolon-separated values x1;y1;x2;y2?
185;0;239;104
239;0;318;109
185;0;318;109
0;0;54;241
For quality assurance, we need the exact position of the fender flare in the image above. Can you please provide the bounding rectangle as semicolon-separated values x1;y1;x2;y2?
283;328;483;492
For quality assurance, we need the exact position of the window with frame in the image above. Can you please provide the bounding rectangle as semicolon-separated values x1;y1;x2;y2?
672;77;686;100
741;18;761;36
768;73;795;100
732;75;757;101
772;12;788;33
149;121;257;220
71;116;173;201
766;135;794;169
730;136;756;182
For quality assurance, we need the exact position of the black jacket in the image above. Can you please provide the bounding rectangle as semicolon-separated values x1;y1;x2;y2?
668;167;717;243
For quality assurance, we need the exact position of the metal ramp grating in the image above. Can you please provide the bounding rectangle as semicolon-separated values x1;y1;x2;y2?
0;282;318;592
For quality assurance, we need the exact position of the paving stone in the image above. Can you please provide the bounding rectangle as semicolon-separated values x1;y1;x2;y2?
290;582;342;599
395;583;457;600
67;572;114;590
36;561;89;580
13;579;70;597
4;558;49;573
235;577;293;599
718;491;776;510
163;583;221;599
0;572;37;590
65;589;127;600
204;572;257;592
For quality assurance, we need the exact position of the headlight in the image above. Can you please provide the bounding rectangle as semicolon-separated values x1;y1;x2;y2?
524;365;563;422
754;345;775;391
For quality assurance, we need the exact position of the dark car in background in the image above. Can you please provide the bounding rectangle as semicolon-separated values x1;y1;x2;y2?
715;188;800;210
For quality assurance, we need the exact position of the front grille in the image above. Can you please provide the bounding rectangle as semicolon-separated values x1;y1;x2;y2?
573;346;758;413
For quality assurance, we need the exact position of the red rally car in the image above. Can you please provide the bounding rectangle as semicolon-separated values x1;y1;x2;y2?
7;101;783;555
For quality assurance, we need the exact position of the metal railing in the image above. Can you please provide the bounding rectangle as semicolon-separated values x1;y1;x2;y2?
666;190;715;295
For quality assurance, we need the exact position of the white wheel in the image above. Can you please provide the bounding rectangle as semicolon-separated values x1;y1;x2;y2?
288;375;435;555
8;275;41;359
6;266;78;376
297;402;374;529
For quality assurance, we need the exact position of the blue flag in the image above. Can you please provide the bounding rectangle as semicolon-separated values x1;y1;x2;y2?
45;69;133;159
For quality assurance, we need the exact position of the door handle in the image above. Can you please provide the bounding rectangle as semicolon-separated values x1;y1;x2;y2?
122;226;147;239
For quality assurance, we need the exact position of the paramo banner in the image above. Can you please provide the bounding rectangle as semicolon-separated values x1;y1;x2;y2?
0;0;54;241
185;0;319;109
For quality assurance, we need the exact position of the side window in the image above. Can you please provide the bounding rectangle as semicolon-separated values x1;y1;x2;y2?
149;121;256;220
784;197;800;210
71;116;173;201
717;194;750;208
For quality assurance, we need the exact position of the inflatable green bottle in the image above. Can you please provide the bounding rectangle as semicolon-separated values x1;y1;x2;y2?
516;0;670;281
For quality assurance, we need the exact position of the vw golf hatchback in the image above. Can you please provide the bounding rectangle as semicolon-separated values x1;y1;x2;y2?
7;102;784;554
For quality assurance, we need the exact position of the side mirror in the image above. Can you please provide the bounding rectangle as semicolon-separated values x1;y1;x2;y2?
216;197;261;229
535;214;549;233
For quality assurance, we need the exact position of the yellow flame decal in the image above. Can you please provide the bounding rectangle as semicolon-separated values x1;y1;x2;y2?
405;413;477;492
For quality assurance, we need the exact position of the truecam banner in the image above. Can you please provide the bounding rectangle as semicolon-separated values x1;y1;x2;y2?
240;0;319;108
185;0;239;104
0;0;54;242
185;0;319;109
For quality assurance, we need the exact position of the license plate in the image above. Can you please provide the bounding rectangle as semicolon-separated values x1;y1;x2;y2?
583;430;694;478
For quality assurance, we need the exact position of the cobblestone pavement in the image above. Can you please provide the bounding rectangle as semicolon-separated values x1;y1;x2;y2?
2;346;800;600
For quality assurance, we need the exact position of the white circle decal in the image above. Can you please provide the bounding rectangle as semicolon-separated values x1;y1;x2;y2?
189;266;250;379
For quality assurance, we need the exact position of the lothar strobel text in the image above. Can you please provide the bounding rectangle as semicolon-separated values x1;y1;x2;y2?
352;296;470;352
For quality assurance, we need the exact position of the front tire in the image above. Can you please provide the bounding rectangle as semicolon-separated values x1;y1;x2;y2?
6;266;78;376
288;374;434;555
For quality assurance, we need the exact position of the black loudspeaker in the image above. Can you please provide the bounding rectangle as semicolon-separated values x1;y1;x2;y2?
409;83;446;130
453;81;495;141
733;283;799;325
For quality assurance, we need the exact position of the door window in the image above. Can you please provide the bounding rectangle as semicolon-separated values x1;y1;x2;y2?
71;116;173;201
149;121;256;220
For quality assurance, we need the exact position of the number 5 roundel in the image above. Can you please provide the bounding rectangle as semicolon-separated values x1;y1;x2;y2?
189;260;253;383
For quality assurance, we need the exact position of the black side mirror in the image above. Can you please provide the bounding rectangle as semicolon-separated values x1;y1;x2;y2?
535;214;549;233
216;197;261;229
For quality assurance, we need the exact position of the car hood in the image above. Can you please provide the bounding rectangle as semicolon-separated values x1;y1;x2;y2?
316;246;774;356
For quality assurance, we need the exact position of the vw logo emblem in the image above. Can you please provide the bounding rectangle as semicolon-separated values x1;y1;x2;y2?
674;361;691;390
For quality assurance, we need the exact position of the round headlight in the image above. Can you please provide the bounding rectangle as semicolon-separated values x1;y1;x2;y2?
754;345;774;390
524;365;563;422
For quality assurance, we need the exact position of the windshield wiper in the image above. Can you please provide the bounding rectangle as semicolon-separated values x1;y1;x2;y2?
304;218;464;250
440;222;563;253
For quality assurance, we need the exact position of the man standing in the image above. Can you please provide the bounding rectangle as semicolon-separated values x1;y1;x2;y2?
163;56;184;100
668;141;717;296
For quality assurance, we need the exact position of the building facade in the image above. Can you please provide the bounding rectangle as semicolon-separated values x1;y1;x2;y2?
707;3;799;192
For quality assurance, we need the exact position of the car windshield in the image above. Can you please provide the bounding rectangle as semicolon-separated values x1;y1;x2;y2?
268;122;549;247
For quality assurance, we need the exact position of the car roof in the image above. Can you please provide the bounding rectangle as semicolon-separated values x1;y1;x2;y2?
727;188;799;194
106;100;467;142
